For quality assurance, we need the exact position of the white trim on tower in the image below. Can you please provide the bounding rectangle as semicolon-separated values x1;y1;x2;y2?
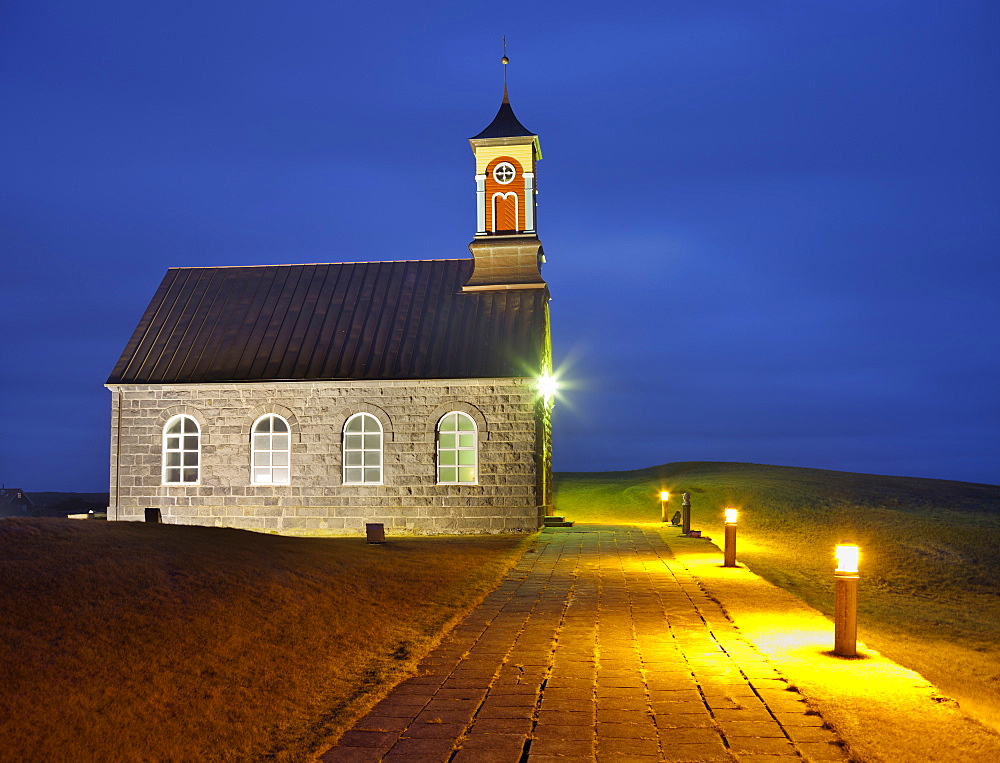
523;172;535;232
491;191;519;232
475;174;486;234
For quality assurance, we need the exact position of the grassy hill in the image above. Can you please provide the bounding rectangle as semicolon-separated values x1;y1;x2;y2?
24;492;110;517
5;465;998;757
554;461;1000;732
0;519;527;761
27;491;110;507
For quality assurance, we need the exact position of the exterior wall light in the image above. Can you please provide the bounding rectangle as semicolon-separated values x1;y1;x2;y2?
659;491;669;522
537;373;558;400
723;508;738;567
834;544;860;656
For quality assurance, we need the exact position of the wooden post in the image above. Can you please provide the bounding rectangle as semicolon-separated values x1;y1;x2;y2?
834;571;858;656
724;523;737;567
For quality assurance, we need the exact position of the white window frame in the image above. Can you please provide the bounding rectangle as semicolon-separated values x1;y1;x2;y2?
251;414;291;485
162;414;200;485
343;413;383;485
436;412;478;485
493;161;516;184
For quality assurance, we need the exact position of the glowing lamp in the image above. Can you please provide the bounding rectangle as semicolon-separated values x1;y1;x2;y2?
835;545;859;574
537;374;558;399
724;508;738;525
660;491;670;502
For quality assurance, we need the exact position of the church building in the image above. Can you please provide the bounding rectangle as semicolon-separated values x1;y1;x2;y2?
105;86;554;534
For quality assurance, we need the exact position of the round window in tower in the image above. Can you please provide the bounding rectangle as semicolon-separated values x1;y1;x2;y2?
493;162;516;184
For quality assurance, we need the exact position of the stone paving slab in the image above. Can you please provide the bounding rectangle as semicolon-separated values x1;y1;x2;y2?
321;526;852;762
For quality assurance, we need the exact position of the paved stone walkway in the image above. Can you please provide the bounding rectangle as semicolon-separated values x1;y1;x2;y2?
321;526;852;762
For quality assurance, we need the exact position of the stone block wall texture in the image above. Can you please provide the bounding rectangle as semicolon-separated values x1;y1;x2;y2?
107;378;546;534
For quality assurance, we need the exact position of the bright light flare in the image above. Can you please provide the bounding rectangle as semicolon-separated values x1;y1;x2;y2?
835;544;860;574
536;373;559;399
659;491;670;502
724;508;738;524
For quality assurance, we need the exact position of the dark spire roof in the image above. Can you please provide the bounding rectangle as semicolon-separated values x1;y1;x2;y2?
471;87;535;139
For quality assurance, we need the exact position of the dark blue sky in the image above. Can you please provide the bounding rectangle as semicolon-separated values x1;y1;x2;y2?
2;0;997;491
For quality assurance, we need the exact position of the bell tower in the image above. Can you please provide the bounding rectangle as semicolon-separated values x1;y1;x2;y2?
464;59;545;292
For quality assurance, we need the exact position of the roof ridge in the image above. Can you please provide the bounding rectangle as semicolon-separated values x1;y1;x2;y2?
166;258;471;271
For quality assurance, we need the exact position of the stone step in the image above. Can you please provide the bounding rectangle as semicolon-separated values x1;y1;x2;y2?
543;516;574;527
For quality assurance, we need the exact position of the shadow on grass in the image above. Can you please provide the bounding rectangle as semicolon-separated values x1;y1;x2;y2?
0;519;531;761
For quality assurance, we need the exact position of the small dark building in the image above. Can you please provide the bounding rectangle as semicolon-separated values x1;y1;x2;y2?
0;488;33;517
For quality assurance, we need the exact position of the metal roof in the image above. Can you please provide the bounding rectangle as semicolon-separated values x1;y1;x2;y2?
107;259;549;385
471;89;535;139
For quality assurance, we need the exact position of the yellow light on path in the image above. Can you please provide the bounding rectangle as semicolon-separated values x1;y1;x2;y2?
835;545;860;574
724;508;738;525
660;491;670;502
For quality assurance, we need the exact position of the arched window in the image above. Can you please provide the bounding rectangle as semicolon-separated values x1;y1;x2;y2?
343;413;383;484
491;191;519;232
437;412;477;484
163;415;200;484
251;414;290;485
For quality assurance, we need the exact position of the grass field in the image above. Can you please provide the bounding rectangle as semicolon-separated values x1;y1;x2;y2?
0;519;528;762
553;461;1000;733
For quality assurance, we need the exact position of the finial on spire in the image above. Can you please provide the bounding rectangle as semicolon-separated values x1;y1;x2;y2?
501;36;509;100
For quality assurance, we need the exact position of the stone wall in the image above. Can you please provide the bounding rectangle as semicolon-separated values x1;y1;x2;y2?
107;378;546;534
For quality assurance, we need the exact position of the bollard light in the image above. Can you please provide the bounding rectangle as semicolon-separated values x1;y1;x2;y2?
659;491;670;523
681;492;692;535
723;507;738;567
834;544;859;656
